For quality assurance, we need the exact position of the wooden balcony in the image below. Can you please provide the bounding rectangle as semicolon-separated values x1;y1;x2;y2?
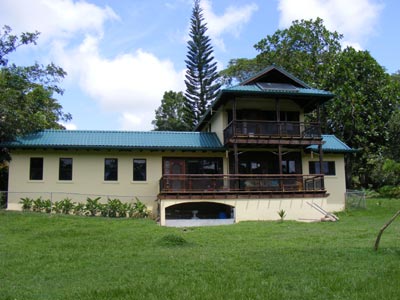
223;120;322;146
159;174;326;199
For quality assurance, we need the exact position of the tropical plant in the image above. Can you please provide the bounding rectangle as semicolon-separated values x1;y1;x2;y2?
277;209;286;222
85;197;102;216
42;199;52;213
132;197;149;218
32;197;45;212
106;198;122;218
73;203;86;216
58;198;75;214
19;197;33;211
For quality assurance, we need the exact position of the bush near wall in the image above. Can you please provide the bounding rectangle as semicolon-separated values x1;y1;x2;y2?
19;196;150;218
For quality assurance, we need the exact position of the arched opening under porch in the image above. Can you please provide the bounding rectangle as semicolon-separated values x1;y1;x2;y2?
164;201;235;227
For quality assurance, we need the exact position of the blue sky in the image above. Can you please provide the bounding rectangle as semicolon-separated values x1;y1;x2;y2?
1;0;398;131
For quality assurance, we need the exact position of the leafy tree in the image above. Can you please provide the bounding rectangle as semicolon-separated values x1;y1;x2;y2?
387;108;400;160
0;25;71;162
219;18;400;188
322;48;400;187
220;18;342;88
184;0;221;129
152;91;190;131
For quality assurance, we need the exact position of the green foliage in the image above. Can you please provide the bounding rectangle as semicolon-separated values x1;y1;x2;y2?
58;198;75;214
152;91;190;131
106;198;122;218
184;0;221;129
221;18;342;88
277;209;286;221
387;109;400;159
85;196;102;216
73;203;86;216
18;195;150;219
378;186;400;198
132;197;149;218
19;197;33;211
0;25;71;162
32;197;45;212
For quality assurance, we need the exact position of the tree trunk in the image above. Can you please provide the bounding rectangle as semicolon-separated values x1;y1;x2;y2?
374;210;400;251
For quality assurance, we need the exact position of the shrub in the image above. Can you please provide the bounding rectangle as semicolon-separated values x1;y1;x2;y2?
58;198;75;214
106;198;123;218
32;197;45;212
85;197;102;216
74;203;86;216
19;197;33;211
131;198;149;218
42;199;52;213
378;186;400;198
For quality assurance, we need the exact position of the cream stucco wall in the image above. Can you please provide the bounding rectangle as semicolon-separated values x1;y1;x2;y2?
7;150;226;212
303;153;346;210
7;149;346;225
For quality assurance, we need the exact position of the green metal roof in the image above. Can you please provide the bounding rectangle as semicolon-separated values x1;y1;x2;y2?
224;84;334;97
3;131;353;154
309;135;356;153
3;130;225;151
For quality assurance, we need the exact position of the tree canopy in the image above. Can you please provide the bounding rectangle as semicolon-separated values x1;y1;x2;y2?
220;18;400;188
184;0;221;129
0;25;71;161
152;91;190;131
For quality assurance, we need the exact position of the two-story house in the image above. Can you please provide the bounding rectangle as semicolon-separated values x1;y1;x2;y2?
3;66;354;226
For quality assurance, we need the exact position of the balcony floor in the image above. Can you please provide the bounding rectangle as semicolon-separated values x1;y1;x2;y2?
158;190;328;200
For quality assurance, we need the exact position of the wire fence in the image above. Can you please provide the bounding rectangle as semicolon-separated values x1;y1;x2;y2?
345;190;366;209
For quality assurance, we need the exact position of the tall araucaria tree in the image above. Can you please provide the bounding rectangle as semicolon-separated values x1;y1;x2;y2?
184;0;221;129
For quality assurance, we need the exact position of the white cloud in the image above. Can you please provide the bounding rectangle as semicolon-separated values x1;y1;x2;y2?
61;122;78;130
0;0;118;42
199;0;259;50
1;0;185;131
277;0;384;48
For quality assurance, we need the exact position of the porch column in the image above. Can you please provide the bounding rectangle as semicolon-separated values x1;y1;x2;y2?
234;143;239;174
278;145;283;174
275;98;281;135
233;98;239;174
318;144;325;190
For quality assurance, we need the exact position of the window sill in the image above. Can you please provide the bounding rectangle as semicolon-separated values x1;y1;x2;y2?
131;180;148;184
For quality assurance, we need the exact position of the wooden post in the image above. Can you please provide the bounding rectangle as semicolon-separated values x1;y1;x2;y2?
318;144;325;190
232;98;239;175
374;210;400;251
276;98;280;135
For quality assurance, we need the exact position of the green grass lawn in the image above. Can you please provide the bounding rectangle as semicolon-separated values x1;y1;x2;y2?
1;198;400;300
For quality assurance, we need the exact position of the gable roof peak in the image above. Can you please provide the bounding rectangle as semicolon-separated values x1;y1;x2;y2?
240;65;311;89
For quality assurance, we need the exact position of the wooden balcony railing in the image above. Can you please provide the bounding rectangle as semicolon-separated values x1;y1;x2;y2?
159;174;325;196
223;120;321;144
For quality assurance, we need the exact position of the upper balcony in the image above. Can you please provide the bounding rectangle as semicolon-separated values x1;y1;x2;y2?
223;120;322;146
